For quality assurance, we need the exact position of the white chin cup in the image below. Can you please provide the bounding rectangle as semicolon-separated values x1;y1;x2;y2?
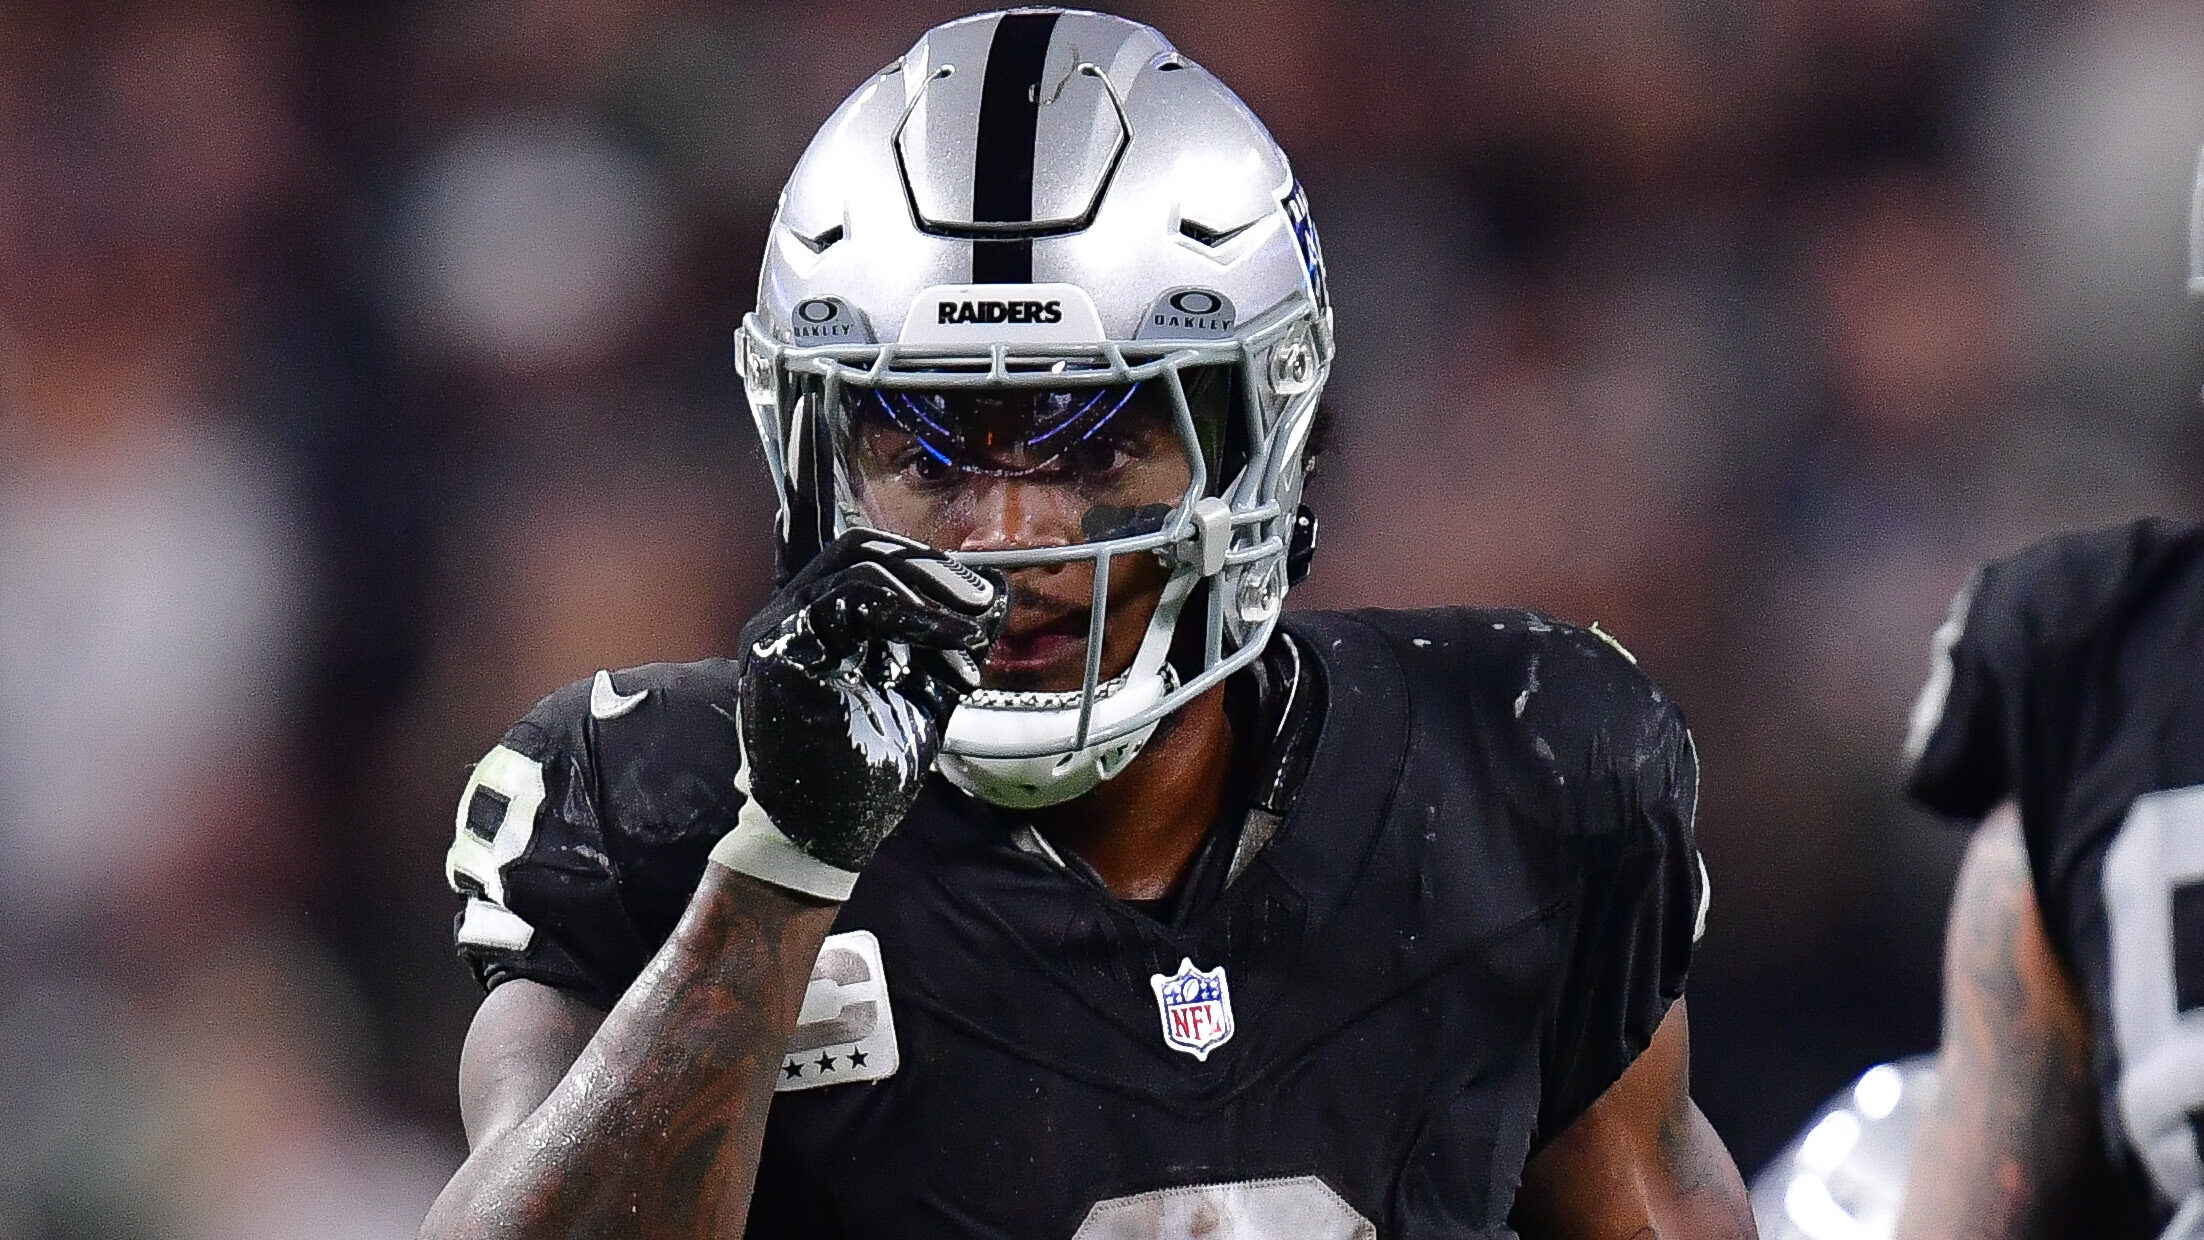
936;666;1178;809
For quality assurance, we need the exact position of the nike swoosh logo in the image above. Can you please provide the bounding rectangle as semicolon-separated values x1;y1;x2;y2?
590;669;649;720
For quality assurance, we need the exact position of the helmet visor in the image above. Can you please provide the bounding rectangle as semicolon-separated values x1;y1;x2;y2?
836;375;1220;554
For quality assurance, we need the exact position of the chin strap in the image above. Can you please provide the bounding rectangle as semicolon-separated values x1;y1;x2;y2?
936;561;1199;809
1285;504;1319;586
935;662;1180;809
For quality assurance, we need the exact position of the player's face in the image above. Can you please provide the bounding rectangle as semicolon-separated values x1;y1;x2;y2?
841;380;1195;692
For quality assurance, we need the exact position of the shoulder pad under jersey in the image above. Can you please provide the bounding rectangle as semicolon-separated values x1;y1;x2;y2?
447;658;746;1007
1904;518;2204;820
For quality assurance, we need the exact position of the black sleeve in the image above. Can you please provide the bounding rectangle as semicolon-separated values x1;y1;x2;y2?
447;660;745;1011
1524;624;1703;1151
1902;564;2011;819
1902;520;2184;822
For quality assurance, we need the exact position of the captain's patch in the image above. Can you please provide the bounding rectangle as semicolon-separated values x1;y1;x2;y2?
777;929;899;1091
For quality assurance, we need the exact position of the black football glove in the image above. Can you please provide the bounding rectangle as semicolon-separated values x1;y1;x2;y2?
709;528;1005;899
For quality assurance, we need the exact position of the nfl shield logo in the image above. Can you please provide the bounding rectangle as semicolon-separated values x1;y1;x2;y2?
1149;957;1235;1061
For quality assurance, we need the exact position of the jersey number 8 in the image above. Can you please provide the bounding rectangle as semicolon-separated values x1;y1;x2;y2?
446;744;548;952
2103;783;2204;1213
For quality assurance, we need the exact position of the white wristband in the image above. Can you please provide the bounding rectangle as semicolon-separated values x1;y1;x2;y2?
708;796;861;902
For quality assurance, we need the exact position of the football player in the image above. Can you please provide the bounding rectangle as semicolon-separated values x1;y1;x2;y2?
1893;514;2204;1240
1889;154;2204;1240
419;11;1753;1239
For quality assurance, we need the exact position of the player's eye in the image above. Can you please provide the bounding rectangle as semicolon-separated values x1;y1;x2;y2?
892;444;957;487
1060;432;1134;480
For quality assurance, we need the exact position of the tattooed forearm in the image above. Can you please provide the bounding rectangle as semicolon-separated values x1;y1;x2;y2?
421;865;840;1240
1893;809;2095;1240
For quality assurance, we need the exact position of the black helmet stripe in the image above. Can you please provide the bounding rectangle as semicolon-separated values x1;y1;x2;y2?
970;10;1060;283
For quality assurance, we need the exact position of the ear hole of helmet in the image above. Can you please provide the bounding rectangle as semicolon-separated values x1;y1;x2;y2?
1184;363;1241;498
773;383;842;585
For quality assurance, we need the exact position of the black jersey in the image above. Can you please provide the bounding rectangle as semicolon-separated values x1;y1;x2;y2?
448;607;1704;1239
1906;518;2204;1235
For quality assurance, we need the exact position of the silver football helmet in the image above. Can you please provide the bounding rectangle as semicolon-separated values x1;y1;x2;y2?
1750;1057;1937;1240
2191;143;2204;295
737;9;1332;808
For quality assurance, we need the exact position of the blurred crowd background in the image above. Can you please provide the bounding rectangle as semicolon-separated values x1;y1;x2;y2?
1;0;2200;1234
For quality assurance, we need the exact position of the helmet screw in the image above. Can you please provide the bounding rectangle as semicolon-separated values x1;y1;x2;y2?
1235;562;1284;624
1269;327;1317;396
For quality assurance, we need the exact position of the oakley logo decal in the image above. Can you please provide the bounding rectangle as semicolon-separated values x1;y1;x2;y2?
1136;287;1238;341
788;296;865;343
